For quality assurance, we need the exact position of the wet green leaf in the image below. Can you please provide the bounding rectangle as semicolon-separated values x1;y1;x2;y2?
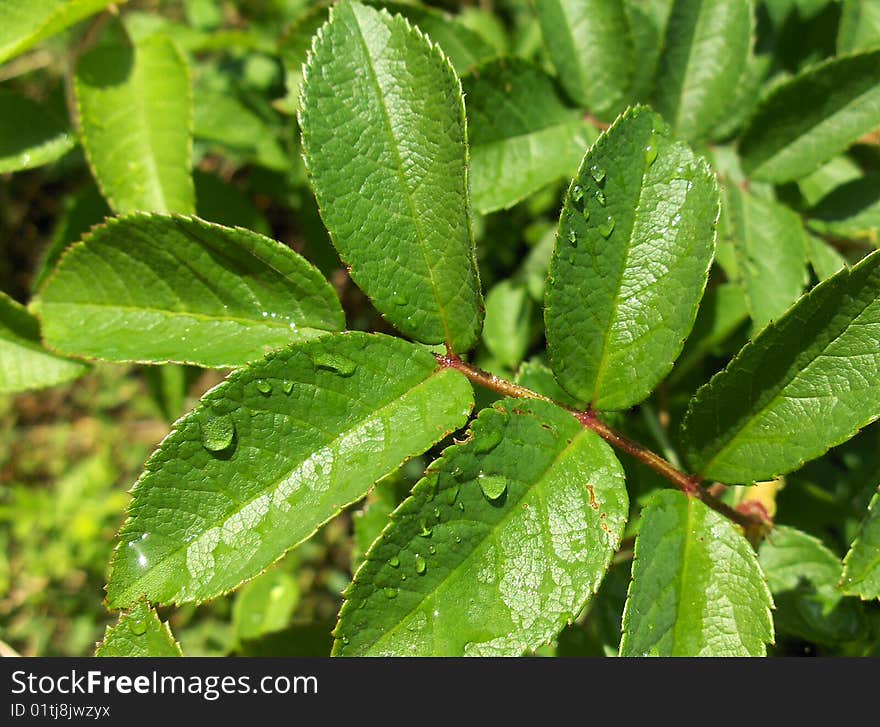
842;486;880;600
95;600;182;656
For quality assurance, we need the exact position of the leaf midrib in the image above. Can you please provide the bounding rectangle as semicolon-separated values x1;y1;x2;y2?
361;424;601;655
669;495;697;655
349;8;453;346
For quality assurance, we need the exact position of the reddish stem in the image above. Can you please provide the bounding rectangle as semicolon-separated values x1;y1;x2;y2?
436;353;768;532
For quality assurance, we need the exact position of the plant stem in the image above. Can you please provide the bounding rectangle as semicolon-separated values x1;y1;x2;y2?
436;352;766;532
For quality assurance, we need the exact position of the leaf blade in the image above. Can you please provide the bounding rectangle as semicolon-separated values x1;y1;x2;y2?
0;291;87;394
651;0;753;142
0;89;75;174
683;250;880;483
463;59;597;214
95;600;182;657
299;1;483;352
335;398;627;656
36;214;344;368
739;50;880;183
842;486;880;600
75;33;195;214
106;333;474;607
619;490;773;656
545;106;718;410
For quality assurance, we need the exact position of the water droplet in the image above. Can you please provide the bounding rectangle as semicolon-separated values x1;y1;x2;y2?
282;380;294;394
341;635;350;645
428;545;436;554
130;617;147;636
419;521;432;537
433;507;441;519
595;189;606;206
415;554;427;574
256;379;272;395
582;207;591;221
590;164;606;184
458;502;465;511
567;229;578;247
455;535;461;544
389;556;400;568
598;217;615;238
645;135;659;166
384;587;398;599
401;573;407;580
392;291;408;306
571;184;584;202
201;415;235;452
314;353;357;377
478;473;508;501
446;485;460;505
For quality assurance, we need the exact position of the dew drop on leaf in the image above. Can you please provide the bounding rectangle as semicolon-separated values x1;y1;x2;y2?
595;189;606;206
645;136;659;166
582;207;591;221
446;484;460;505
392;291;408;306
256;379;272;395
389;556;400;568
384;587;398;599
599;217;615;238
478;473;508;501
314;353;357;377
200;415;235;453
590;164;606;184
282;380;294;394
567;229;578;248
571;184;584;202
428;544;436;554
130;617;147;636
415;554;427;574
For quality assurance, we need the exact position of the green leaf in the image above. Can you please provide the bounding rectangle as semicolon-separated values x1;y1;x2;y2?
545;106;718;410
95;599;182;656
334;398;627;656
370;1;496;74
798;154;863;208
624;0;674;101
739;50;880;183
482;279;535;370
619;490;773;656
809;174;880;246
233;570;300;642
463;59;596;214
0;89;75;174
760;526;867;644
75;34;195;214
0;291;87;394
35;214;345;368
0;0;121;64
299;1;483;352
106;332;474;607
533;0;633;120
194;170;270;236
515;359;584;408
726;185;808;331
842;486;880;600
683;250;880;483
806;232;847;281
838;0;880;54
651;0;753;142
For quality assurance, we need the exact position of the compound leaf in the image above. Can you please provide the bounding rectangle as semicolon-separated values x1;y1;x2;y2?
95;599;182;656
463;59;597;214
0;291;87;393
76;33;195;214
36;214;344;368
739;50;880;183
842;486;880;600
106;333;474;607
300;1;483;352
335;398;627;656
545;106;718;410
534;0;633;121
683;250;880;484
619;490;773;656
651;0;753;142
